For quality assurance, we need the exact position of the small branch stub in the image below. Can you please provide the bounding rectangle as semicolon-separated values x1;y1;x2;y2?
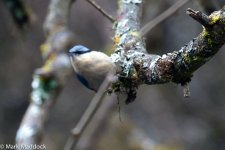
183;83;190;98
186;8;211;28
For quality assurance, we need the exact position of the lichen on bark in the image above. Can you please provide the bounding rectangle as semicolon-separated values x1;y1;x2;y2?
111;1;225;103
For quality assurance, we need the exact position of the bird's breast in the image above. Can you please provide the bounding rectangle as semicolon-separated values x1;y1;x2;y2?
71;51;115;91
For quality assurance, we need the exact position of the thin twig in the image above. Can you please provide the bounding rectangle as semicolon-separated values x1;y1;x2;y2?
139;0;190;37
77;95;116;150
63;71;115;150
86;0;115;22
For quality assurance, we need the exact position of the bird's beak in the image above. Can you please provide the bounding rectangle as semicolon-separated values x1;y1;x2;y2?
70;56;78;72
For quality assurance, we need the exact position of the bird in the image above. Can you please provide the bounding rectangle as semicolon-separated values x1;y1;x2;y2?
69;45;115;91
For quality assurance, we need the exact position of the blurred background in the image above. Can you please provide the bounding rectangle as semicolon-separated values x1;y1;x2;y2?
1;0;225;150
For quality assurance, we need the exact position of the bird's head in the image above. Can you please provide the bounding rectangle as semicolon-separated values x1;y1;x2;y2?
68;45;91;56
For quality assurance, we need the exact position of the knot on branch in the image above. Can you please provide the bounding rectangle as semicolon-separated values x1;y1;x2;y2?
111;50;162;104
111;51;145;104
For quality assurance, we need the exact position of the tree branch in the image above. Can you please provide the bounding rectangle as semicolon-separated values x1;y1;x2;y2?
186;8;211;28
111;1;225;103
111;0;147;104
144;8;225;85
15;0;76;147
63;72;115;150
86;0;115;22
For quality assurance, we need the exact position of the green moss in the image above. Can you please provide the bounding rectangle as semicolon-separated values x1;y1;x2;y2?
201;28;209;38
210;13;220;25
201;28;215;49
41;77;58;93
183;52;195;63
31;75;59;104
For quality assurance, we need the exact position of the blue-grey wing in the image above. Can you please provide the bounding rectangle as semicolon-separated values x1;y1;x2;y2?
76;74;95;91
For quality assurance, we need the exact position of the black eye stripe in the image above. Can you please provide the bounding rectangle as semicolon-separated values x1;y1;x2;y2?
69;50;91;54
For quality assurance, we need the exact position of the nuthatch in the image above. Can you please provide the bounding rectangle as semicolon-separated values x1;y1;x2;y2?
69;45;115;91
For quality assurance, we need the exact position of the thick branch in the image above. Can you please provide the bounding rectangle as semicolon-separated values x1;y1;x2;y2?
16;0;75;147
111;1;225;103
44;0;74;35
143;8;225;85
112;0;145;53
111;0;162;103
